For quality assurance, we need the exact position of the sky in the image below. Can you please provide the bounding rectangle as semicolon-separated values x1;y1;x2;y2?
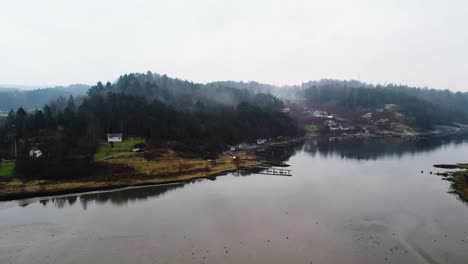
1;0;468;91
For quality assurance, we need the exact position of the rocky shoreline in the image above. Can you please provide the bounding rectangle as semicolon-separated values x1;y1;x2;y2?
432;163;468;202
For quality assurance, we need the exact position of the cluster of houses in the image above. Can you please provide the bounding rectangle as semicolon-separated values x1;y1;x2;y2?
228;138;268;151
311;110;328;118
325;120;351;132
318;115;353;132
323;117;353;132
305;109;335;119
305;109;354;133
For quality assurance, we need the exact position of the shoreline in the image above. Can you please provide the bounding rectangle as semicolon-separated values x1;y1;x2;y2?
450;170;468;202
0;134;320;201
432;164;468;202
0;149;262;202
0;169;241;202
0;134;316;202
2;132;467;202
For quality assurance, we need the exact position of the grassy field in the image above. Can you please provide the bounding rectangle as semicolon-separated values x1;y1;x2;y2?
0;164;14;177
305;124;319;133
101;149;256;176
94;138;145;160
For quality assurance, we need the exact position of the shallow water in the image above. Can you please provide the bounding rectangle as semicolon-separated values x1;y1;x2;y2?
1;137;467;264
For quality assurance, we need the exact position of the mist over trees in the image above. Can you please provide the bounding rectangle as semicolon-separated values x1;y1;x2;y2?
217;79;468;129
0;84;89;111
81;72;300;152
300;81;468;128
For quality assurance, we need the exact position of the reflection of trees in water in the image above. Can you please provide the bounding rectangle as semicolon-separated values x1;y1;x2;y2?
36;135;468;209
233;170;257;177
43;183;187;209
303;135;468;161
238;135;468;164
255;142;304;163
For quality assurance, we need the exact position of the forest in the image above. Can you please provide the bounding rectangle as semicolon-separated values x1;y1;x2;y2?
0;72;301;180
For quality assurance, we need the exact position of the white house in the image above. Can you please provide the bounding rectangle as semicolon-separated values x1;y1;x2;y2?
107;133;122;143
29;147;42;158
229;145;240;151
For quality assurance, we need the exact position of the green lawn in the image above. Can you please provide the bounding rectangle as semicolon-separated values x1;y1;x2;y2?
94;138;145;160
0;164;14;177
305;124;319;133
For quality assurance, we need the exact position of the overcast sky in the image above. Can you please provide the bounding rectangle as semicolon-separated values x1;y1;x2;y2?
1;0;467;91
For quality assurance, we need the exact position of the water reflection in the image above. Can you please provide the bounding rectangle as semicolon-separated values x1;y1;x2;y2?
79;183;187;209
2;135;468;264
302;136;468;161
34;135;468;209
255;141;304;163
39;183;187;209
255;136;468;164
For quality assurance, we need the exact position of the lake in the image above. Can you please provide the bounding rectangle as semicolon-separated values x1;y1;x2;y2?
1;136;467;264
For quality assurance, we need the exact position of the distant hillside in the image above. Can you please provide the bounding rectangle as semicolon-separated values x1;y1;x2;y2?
297;80;468;128
210;79;468;129
0;84;90;111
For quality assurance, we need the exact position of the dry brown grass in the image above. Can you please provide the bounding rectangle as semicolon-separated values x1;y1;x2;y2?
452;171;468;202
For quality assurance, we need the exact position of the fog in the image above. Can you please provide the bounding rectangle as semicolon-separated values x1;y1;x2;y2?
1;0;467;91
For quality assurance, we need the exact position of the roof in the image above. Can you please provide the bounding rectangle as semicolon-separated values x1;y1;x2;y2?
107;133;122;137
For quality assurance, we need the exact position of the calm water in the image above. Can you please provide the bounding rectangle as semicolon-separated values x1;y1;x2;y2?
1;137;467;264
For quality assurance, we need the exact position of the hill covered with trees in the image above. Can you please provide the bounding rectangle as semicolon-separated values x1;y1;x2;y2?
0;72;302;180
0;84;90;111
